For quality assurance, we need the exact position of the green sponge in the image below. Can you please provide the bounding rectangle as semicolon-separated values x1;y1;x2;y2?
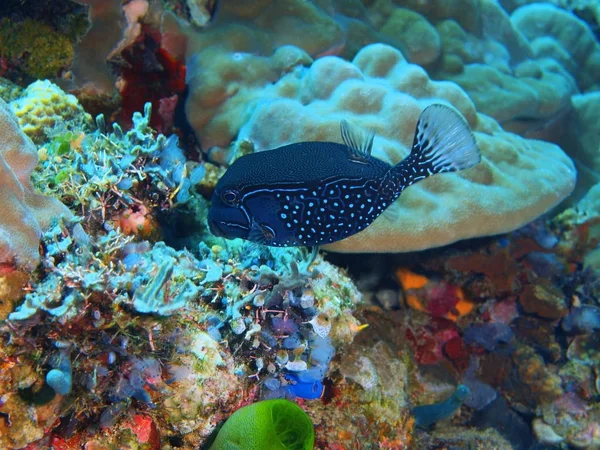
209;399;315;450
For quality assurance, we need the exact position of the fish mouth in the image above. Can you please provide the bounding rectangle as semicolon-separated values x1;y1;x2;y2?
208;217;225;237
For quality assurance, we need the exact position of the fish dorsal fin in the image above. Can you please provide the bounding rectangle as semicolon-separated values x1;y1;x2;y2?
340;120;374;163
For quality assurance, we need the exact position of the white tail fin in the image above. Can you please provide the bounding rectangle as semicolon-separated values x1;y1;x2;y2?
410;104;481;174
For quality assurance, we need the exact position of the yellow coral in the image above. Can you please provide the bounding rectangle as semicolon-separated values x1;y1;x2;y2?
9;80;92;145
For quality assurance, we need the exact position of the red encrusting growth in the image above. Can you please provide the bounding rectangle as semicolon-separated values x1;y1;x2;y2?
117;26;186;133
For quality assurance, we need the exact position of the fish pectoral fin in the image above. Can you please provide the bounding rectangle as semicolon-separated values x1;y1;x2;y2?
249;220;275;244
340;119;375;163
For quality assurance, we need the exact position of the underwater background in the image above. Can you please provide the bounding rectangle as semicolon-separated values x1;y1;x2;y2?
0;0;599;448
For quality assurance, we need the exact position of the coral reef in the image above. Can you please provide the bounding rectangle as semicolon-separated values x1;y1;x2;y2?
0;77;23;103
174;0;592;140
31;102;203;235
1;1;599;449
512;3;600;91
1;208;364;448
412;384;470;428
563;91;600;173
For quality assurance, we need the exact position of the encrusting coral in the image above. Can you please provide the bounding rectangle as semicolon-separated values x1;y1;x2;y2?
0;18;75;80
0;98;71;269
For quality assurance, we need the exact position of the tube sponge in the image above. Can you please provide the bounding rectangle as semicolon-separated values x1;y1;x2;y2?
46;352;73;396
209;399;315;450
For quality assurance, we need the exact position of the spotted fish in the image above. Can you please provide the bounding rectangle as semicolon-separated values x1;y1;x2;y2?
208;104;481;248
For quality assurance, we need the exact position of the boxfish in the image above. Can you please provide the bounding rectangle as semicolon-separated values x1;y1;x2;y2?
208;104;481;250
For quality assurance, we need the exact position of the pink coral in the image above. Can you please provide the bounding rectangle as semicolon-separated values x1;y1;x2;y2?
0;99;70;269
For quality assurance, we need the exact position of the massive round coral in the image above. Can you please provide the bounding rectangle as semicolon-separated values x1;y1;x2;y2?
231;44;576;252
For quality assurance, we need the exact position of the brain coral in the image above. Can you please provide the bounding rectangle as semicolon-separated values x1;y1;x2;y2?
232;44;576;252
0;99;71;268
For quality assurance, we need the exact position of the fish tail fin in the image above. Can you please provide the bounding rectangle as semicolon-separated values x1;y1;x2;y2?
393;104;481;186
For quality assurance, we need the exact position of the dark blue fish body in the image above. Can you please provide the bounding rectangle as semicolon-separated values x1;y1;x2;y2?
208;105;481;247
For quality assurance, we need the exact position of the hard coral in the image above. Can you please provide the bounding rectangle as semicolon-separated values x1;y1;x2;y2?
9;80;93;145
227;43;575;253
0;98;70;269
512;3;600;91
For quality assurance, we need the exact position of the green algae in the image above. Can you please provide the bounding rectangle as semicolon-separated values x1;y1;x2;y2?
209;399;314;450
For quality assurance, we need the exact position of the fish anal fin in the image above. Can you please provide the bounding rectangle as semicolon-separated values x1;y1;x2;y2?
307;245;319;267
340;119;375;163
382;201;400;223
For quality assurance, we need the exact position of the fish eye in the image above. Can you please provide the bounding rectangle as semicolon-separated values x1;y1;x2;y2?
221;189;240;206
